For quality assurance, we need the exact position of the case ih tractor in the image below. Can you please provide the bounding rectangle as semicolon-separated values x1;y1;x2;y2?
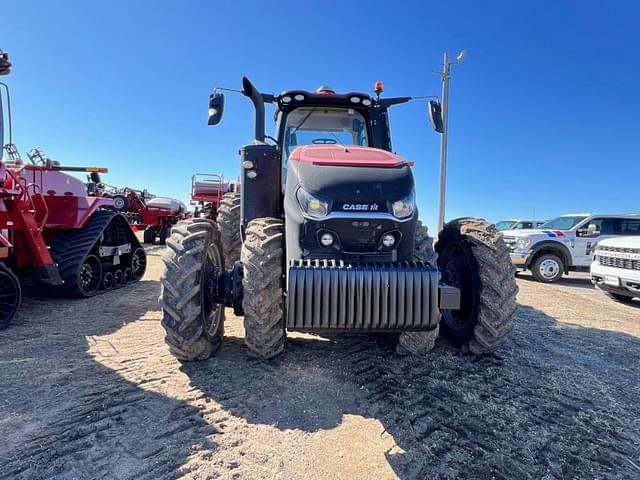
159;77;517;360
0;51;146;329
190;173;241;268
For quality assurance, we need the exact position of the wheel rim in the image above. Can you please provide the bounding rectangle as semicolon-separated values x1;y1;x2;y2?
438;241;478;335
103;271;114;290
202;238;224;340
0;267;20;325
123;267;133;283
131;248;146;280
79;255;102;296
539;258;560;280
114;269;124;286
113;197;125;209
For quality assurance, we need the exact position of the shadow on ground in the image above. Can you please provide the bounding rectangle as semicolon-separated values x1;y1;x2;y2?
2;274;640;479
182;305;640;479
0;280;217;480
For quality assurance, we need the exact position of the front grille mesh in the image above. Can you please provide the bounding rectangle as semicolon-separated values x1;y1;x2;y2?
597;255;640;270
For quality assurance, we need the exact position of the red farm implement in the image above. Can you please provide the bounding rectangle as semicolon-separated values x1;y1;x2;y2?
0;52;146;328
104;187;188;245
0;154;147;328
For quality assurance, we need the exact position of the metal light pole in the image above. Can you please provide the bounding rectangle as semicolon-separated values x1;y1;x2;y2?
436;50;465;232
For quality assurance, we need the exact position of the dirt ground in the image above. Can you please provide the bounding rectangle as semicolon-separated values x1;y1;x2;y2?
1;245;639;480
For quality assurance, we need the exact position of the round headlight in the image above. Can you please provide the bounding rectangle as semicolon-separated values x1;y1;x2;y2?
320;233;334;247
246;170;258;179
294;94;305;101
281;96;292;103
382;234;396;248
362;99;372;106
242;160;254;169
350;96;361;103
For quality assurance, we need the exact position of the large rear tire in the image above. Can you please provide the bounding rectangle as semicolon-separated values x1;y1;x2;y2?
0;263;21;330
241;218;285;359
217;192;241;269
398;221;440;355
160;219;225;361
436;218;518;354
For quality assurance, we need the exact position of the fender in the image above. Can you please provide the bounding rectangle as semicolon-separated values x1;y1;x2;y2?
528;240;573;270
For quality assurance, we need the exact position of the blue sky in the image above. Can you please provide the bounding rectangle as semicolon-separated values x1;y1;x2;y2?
3;0;639;230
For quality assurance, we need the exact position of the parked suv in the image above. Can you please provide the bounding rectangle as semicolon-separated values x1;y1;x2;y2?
504;214;640;282
496;219;546;231
591;236;640;301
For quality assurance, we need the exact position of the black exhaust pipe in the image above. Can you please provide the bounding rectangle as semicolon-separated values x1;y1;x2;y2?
242;77;265;143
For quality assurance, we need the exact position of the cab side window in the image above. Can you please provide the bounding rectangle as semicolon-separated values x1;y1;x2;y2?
615;218;640;235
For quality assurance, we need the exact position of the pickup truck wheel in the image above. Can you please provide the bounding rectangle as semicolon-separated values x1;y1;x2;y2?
531;253;564;283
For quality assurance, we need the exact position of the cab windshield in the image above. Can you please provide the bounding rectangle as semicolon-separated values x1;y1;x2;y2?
282;107;369;161
540;216;587;230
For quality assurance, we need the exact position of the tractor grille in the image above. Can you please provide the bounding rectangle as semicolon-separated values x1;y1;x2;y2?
596;246;640;270
286;260;440;331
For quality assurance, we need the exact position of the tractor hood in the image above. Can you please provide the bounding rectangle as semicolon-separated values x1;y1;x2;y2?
289;145;406;168
286;145;415;216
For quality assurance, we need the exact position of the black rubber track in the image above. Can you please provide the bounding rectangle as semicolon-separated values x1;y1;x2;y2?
217;192;241;270
398;220;440;355
160;219;225;361
436;218;518;354
241;218;285;359
45;210;144;297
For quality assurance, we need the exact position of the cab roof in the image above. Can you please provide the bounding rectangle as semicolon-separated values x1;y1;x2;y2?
276;88;374;112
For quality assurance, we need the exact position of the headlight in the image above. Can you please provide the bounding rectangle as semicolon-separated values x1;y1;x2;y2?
296;187;329;218
391;191;416;219
516;238;531;250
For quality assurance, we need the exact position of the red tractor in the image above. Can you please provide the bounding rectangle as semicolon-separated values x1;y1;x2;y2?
0;51;146;329
191;173;241;268
158;77;517;361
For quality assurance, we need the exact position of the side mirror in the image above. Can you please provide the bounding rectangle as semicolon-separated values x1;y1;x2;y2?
0;51;11;76
428;100;444;133
207;92;225;126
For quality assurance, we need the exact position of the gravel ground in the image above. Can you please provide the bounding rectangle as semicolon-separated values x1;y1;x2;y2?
1;246;639;480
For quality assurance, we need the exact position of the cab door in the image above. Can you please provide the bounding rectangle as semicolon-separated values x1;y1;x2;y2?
572;218;614;266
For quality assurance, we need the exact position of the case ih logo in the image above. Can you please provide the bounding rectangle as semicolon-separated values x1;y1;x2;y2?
342;203;379;211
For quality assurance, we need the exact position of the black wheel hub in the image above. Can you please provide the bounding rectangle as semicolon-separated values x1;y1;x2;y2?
202;240;224;340
131;248;146;280
79;255;102;296
438;242;478;337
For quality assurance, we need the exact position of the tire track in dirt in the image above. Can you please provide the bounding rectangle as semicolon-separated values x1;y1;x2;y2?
2;248;639;479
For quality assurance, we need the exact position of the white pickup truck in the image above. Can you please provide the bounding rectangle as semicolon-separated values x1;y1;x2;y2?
591;236;640;301
503;214;640;282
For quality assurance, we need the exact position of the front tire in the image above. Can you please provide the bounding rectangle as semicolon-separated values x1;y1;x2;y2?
241;218;285;359
160;219;225;361
217;192;241;269
398;221;439;355
531;253;564;283
436;218;518;354
0;263;21;330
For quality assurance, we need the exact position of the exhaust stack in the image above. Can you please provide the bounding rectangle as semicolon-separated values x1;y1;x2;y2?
241;77;265;143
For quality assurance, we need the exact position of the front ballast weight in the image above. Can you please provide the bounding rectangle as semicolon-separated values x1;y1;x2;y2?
207;259;460;331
